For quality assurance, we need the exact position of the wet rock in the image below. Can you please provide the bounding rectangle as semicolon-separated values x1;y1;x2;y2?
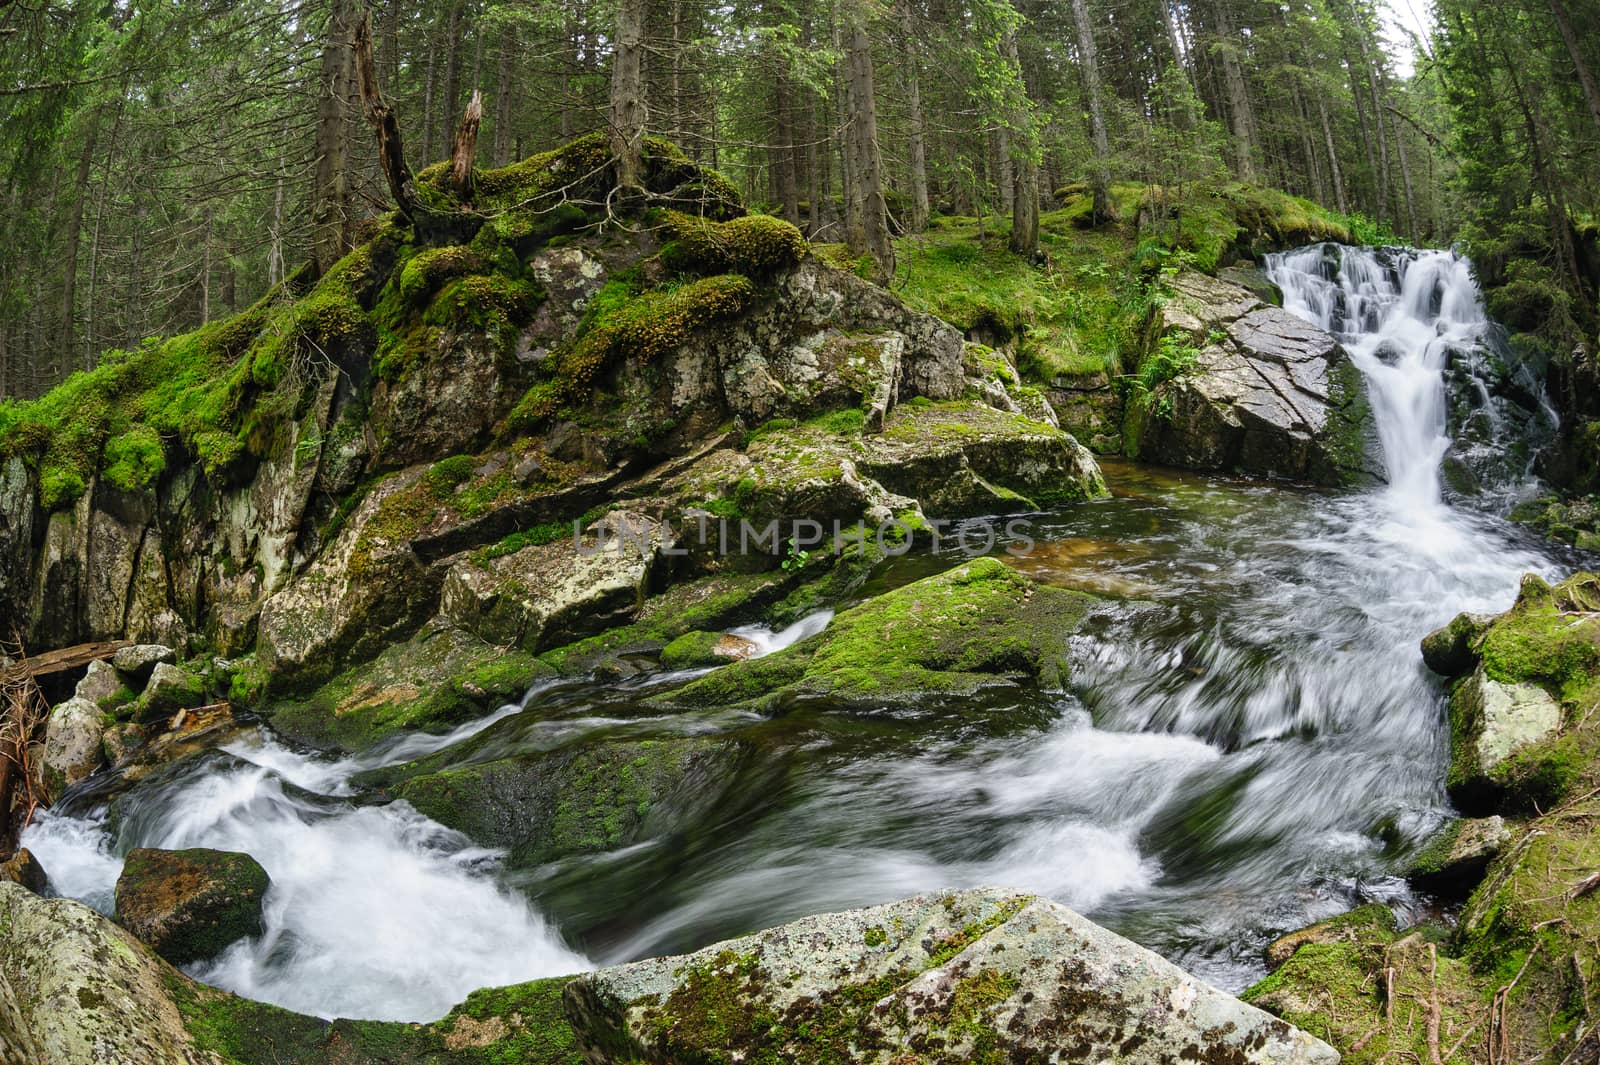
270;622;546;753
1447;665;1563;808
111;642;176;681
390;734;749;869
441;510;668;654
0;848;47;894
113;847;269;965
102;721;148;764
136;662;207;721
1421;611;1494;677
1409;816;1512;894
658;557;1102;710
1134;270;1378;486
41;696;105;792
566;887;1338;1064
660;630;762;668
1217;263;1284;307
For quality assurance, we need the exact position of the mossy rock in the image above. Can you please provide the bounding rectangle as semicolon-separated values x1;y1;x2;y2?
113;847;269;966
659;630;737;668
388;734;749;869
656;557;1103;710
270;623;548;754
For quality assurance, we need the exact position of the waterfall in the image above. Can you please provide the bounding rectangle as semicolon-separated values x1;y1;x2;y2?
1264;244;1554;509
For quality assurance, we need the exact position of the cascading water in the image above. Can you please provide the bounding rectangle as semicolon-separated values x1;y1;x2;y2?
1265;243;1557;509
20;244;1590;1018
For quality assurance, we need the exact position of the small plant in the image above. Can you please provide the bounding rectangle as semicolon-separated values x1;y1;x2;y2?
782;536;814;572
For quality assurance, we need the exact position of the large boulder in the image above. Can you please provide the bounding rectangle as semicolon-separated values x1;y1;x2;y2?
657;557;1103;710
389;734;749;869
41;696;105;793
566;888;1338;1064
441;511;669;652
1132;270;1377;486
112;642;176;681
114;847;270;965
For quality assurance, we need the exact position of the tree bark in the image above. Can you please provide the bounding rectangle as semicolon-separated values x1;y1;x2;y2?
900;1;929;232
440;0;467;147
313;0;361;273
58;112;100;373
843;17;894;281
774;59;800;226
492;28;517;166
1071;0;1114;221
1391;108;1419;240
1356;25;1392;224
1548;0;1600;136
1210;0;1258;182
610;0;648;189
1317;94;1349;215
1003;29;1038;259
452;89;482;201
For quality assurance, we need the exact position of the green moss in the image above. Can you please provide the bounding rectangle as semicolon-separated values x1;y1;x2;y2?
659;630;729;668
227;656;270;708
656;210;809;277
101;425;166;493
661;557;1100;710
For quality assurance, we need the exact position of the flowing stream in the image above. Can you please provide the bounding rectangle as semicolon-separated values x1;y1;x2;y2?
21;244;1593;1021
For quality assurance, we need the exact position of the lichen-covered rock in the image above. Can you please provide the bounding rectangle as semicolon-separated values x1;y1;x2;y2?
137;661;208;721
1407;815;1511;893
389;734;748;869
112;642;176;680
1133;270;1377;486
113;847;270;965
658;557;1102;709
566;887;1338;1064
73;657;125;707
41;695;105;792
1447;665;1564;807
0;848;47;894
0;881;215;1064
441;511;667;653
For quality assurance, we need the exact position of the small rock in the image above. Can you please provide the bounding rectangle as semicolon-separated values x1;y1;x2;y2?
1410;816;1512;894
137;662;207;721
111;643;176;681
713;633;761;660
42;696;106;791
73;658;123;706
113;847;270;965
513;452;544;485
0;847;48;894
1421;612;1493;677
659;630;761;669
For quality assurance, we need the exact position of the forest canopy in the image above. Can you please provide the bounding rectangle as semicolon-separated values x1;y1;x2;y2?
1;0;1597;401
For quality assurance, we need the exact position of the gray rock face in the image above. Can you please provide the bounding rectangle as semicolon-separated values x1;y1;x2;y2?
440;511;667;652
111;642;176;680
1449;665;1562;803
41;696;105;791
1135;270;1377;486
0;882;212;1065
138;661;207;720
73;657;124;706
565;888;1339;1065
1410;815;1512;892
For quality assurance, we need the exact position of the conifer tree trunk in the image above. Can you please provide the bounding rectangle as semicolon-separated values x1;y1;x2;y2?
440;0;466;142
1070;0;1114;220
1549;0;1600;136
1317;95;1349;214
900;2;930;232
610;0;648;188
59;113;100;368
1004;28;1039;259
313;0;361;273
774;61;800;226
492;29;517;166
842;16;894;281
1211;0;1258;182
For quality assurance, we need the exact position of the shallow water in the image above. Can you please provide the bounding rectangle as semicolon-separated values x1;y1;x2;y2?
22;244;1595;1019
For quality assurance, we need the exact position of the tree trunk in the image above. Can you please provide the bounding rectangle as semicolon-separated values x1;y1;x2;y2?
835;48;860;246
1549;0;1600;136
1391;108;1419;240
900;2;929;232
1070;0;1114;221
492;28;517;166
610;0;648;189
452;89;482;201
843;18;894;281
1356;27;1392;225
1003;29;1038;259
1318;94;1349;215
421;29;438;162
59;113;101;371
314;0;361;273
440;0;467;147
1210;0;1258;182
774;60;800;226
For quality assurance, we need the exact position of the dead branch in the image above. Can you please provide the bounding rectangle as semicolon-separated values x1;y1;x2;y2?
0;635;54;859
451;89;482;202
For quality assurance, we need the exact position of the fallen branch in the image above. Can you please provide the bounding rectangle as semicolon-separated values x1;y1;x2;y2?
0;636;54;859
